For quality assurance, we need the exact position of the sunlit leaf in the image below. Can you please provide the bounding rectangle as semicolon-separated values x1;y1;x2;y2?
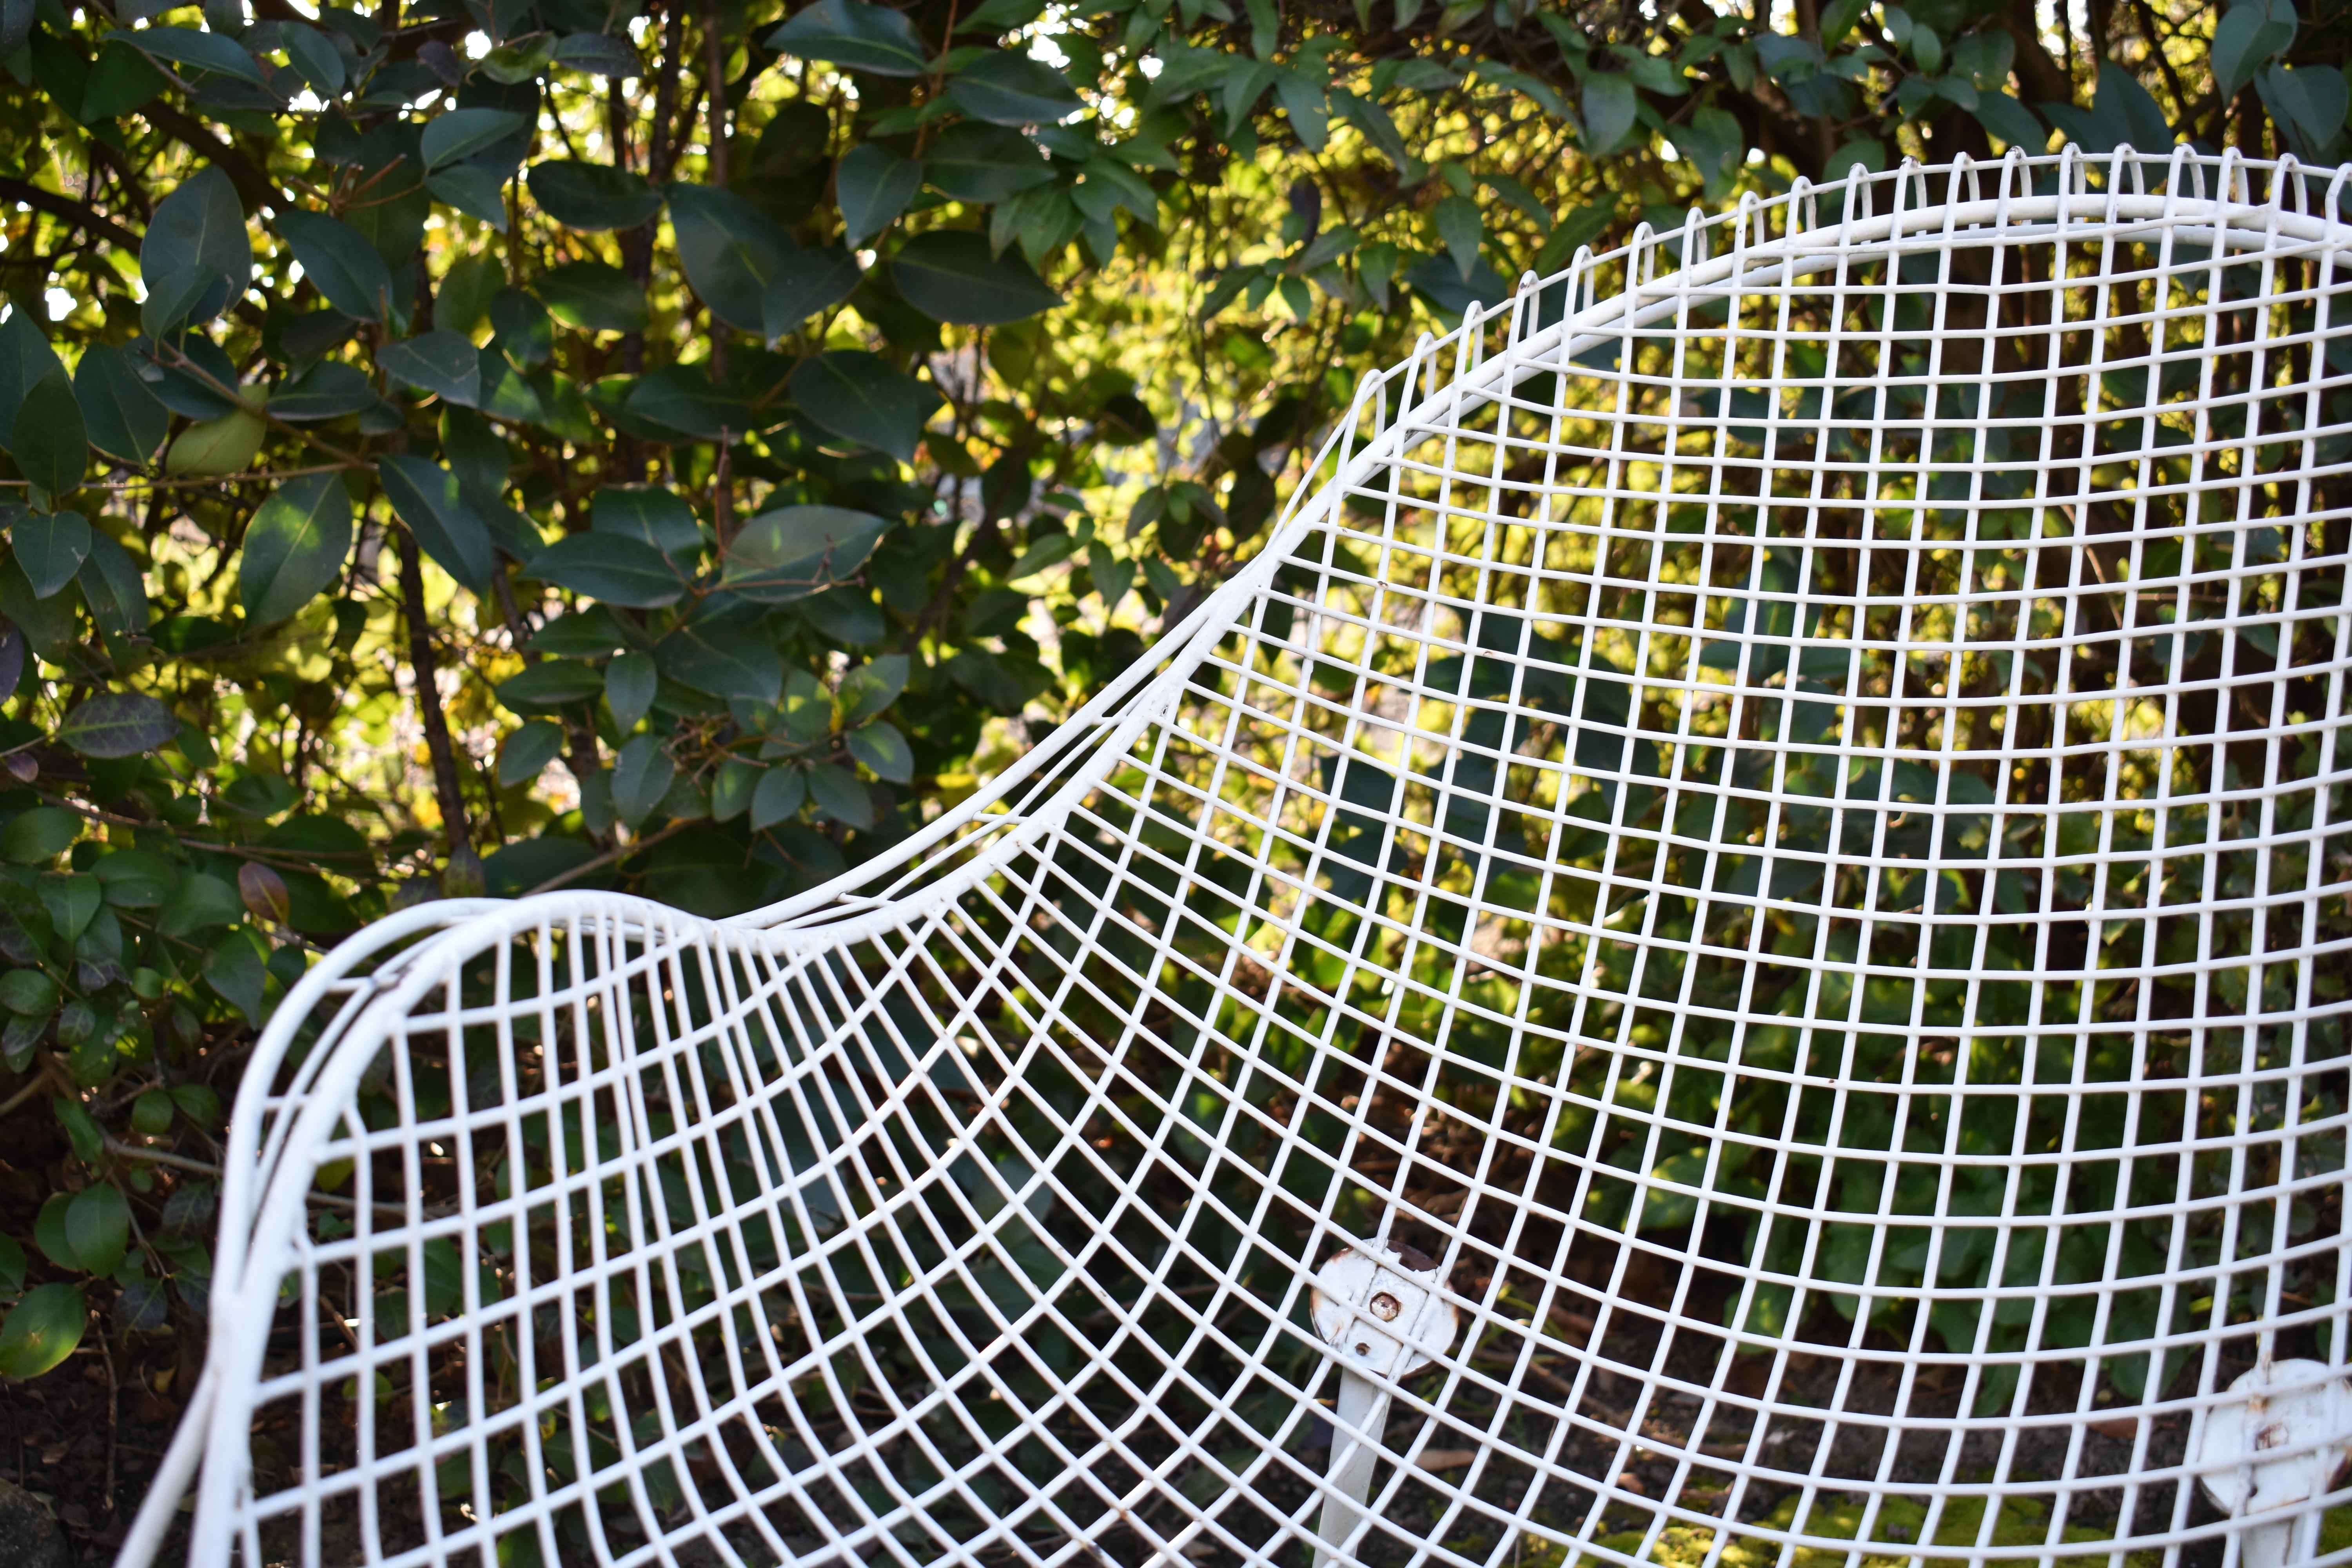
240;472;355;624
0;1284;86;1379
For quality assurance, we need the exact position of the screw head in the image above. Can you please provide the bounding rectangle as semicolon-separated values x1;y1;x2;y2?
1370;1292;1402;1321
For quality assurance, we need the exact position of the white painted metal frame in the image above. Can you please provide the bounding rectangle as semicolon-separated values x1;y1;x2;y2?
125;145;2352;1568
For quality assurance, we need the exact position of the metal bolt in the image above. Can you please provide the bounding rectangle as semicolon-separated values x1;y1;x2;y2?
1370;1292;1401;1321
1356;1341;1371;1354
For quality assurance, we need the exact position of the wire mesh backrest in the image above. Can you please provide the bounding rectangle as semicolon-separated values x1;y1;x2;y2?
180;148;2352;1568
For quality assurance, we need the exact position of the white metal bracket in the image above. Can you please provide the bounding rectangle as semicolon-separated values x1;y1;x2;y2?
1310;1243;1459;1568
2193;1359;2352;1568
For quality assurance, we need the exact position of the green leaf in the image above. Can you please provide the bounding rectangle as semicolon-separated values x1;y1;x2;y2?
667;183;861;339
80;40;171;120
724;505;888;601
41;869;99;945
625;365;752;441
72;344;170;464
527;160;664;230
839;652;909;722
498;718;566;785
51;1093;102;1161
0;969;56;1014
789;351;940;464
534;260;647;333
656;621;785;702
132;1088;174;1135
2097;59;2173;152
1433;194;1481;282
78;533;144;654
165;410;265;477
923;123;1056;202
241;472;356;623
157;871;241;936
269;361;378;421
438;252;506;336
528;533;687;607
1947;27;2014;89
1971;91;2044;149
766;0;931;76
764;245;865;341
481;32;556;81
593;486;705;556
947;50;1085;125
497;660;606;712
0;314;64;442
605;650;658;731
10;370;87;497
33;1194;75;1269
610;733;675;826
169;1083;222;1127
1818;0;1868;48
1824;135;1887;181
203;927;269;1025
424;107;530;169
1087;541;1134;607
139;168;250;332
750;764;805;828
710;756;761;820
837;143;923;245
426;165;513;229
380;454;495;591
0;1284;86;1379
58;691;181;758
0;807;80;863
892;230;1060;325
1007;530;1075;581
279;210;396;322
64;1184;128;1277
281;17;346;94
1073;156;1159;228
1581;72;1637;153
958;0;1045;29
806;762;874;829
105;25;267;83
93;848;174;907
11;510;91;598
477;348;547;423
378;330;482;406
554;31;639;75
2212;0;2297;98
2260;61;2347;155
846;719;913;783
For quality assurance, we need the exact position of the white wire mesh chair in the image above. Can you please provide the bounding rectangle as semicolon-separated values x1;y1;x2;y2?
125;144;2352;1568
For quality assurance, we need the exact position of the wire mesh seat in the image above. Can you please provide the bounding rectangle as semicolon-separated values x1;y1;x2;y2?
127;145;2352;1568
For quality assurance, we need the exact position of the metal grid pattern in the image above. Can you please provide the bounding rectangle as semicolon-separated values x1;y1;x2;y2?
125;145;2352;1568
